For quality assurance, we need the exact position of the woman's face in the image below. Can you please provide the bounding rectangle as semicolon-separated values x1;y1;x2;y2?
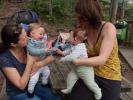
17;29;28;48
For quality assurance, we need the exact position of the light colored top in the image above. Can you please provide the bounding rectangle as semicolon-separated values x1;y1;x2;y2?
60;43;88;62
27;34;47;57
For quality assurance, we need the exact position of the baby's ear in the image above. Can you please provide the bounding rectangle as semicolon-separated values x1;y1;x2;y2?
30;31;34;35
83;37;87;43
83;36;87;42
84;36;87;40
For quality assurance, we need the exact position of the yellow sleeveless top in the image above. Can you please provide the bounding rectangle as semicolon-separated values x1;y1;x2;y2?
86;37;121;80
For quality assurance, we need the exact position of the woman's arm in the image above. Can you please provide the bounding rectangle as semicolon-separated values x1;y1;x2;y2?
73;23;116;66
31;55;54;74
2;54;36;90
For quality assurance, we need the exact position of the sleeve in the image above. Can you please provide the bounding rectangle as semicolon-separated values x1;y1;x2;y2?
0;57;14;69
27;41;45;56
60;45;83;62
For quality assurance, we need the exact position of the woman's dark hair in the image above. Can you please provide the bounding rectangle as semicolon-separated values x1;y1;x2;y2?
0;24;22;53
75;0;104;29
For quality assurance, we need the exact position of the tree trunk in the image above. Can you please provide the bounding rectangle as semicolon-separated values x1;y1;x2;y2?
117;0;126;20
110;0;118;24
49;0;53;16
121;0;125;19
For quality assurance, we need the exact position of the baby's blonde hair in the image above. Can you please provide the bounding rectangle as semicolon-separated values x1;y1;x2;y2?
28;23;45;36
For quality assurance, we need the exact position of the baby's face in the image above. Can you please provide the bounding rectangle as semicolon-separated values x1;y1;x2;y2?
30;27;45;40
69;30;86;45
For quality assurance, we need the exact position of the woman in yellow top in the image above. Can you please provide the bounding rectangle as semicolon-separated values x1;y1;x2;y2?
65;0;121;100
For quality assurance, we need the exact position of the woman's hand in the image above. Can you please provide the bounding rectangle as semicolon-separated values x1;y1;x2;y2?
31;55;54;75
30;61;42;75
26;53;38;66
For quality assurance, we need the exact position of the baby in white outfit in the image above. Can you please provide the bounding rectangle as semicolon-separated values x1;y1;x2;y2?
56;27;102;100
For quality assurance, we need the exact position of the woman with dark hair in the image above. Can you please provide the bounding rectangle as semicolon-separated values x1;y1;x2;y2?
64;0;121;100
0;24;61;100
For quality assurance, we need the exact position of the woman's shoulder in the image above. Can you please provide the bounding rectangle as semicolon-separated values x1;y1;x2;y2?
0;50;14;68
0;50;10;58
102;22;116;35
103;22;116;30
102;21;115;29
104;22;115;27
0;50;14;63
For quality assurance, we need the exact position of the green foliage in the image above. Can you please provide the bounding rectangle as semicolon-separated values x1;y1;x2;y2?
0;2;3;9
27;0;49;16
99;0;111;21
125;3;133;20
100;0;133;21
27;0;133;28
27;0;75;28
104;15;110;21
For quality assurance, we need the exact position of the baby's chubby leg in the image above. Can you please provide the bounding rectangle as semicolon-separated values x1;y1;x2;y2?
41;66;50;85
61;70;78;94
28;69;41;94
76;66;102;100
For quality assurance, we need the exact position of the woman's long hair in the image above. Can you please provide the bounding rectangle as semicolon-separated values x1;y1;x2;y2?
75;0;104;30
0;24;22;53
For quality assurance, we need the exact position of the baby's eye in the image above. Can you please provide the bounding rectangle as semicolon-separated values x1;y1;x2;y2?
40;33;43;35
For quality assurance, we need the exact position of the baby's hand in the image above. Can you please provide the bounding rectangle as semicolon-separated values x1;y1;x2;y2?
55;48;63;55
44;48;49;52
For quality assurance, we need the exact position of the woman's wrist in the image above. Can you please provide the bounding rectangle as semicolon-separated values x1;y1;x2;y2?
27;60;35;67
41;55;54;66
38;60;45;68
73;59;83;65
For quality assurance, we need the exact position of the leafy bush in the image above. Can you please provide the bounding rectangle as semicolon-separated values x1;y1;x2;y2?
27;0;133;27
27;0;75;28
125;3;133;20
